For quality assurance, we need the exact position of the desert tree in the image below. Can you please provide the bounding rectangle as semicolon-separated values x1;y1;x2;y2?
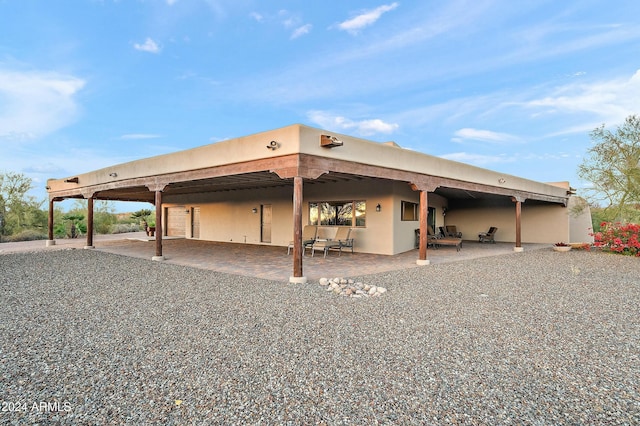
578;114;640;223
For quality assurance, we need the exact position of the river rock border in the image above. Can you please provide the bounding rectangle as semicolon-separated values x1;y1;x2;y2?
319;277;387;297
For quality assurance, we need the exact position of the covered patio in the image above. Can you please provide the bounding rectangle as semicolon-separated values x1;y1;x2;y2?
43;232;549;282
46;125;578;283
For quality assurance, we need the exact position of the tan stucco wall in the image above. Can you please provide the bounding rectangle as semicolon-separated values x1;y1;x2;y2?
164;179;430;255
568;197;595;244
164;181;402;254
303;179;396;255
444;196;594;244
390;182;448;254
163;178;458;255
445;203;567;244
164;186;293;245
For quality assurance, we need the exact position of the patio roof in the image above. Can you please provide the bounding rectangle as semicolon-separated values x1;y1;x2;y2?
48;153;568;206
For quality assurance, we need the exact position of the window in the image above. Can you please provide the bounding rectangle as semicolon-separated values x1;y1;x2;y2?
309;201;366;227
401;201;419;221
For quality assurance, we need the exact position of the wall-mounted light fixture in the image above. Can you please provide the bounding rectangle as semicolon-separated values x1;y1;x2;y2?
376;203;381;212
442;207;447;216
320;134;344;148
498;178;506;184
185;209;190;214
45;185;51;190
252;208;258;213
266;140;280;150
109;172;118;177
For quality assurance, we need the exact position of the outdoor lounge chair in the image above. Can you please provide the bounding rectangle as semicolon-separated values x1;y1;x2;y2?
424;226;462;251
445;225;462;238
311;227;354;257
478;226;498;243
438;226;447;238
415;226;440;248
287;225;318;255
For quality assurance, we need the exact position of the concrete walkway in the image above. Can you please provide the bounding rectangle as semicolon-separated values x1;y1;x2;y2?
1;232;549;282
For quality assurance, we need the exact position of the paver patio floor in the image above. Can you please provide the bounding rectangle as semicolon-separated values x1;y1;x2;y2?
0;232;549;282
101;235;548;281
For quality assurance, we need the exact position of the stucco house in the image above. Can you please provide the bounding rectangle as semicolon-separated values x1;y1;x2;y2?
46;124;593;283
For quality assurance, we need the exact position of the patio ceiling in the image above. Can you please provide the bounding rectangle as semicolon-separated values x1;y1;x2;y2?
85;170;556;207
90;171;383;203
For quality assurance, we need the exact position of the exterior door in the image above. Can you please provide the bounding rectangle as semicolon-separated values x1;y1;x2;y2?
165;206;186;237
261;204;271;243
191;207;200;239
428;207;436;231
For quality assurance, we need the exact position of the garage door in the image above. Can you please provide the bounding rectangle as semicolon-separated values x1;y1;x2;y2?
166;206;186;237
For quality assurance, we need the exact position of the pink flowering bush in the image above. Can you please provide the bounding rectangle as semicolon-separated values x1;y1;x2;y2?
591;222;640;257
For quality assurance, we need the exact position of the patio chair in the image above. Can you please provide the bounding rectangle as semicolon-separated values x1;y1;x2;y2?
425;225;462;251
287;225;318;255
478;226;498;243
414;226;440;249
311;227;353;257
445;225;462;238
438;226;447;238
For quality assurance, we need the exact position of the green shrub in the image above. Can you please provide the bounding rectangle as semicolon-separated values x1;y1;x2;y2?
4;229;47;242
111;223;141;234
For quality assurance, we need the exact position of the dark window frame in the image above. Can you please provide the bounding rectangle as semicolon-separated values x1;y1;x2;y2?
309;200;366;227
401;200;419;221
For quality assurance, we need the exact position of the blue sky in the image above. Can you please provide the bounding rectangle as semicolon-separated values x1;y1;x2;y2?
1;0;639;210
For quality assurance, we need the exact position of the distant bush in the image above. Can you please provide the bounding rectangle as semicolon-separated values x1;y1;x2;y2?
592;222;640;257
3;229;47;242
110;223;141;234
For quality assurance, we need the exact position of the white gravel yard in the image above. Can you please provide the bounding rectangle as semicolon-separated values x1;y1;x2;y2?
1;249;639;424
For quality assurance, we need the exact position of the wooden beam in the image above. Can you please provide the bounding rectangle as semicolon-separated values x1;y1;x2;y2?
418;190;429;264
47;199;55;241
290;176;306;283
299;154;567;204
48;155;302;200
514;198;522;249
154;190;164;260
86;197;94;248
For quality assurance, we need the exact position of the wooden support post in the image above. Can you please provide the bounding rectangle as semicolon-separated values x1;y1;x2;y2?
417;190;430;265
515;199;522;248
290;176;307;283
85;197;94;249
46;198;56;246
153;190;164;260
513;197;524;252
409;181;437;266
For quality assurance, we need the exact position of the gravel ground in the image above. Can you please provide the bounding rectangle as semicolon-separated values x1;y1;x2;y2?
0;248;639;425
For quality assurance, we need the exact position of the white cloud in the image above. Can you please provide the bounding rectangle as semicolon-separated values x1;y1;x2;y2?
523;68;640;133
307;111;399;136
119;134;163;140
22;163;65;174
134;37;161;53
440;152;515;166
0;69;85;141
276;9;300;28
337;2;399;34
291;24;312;39
252;10;310;39
453;128;521;144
